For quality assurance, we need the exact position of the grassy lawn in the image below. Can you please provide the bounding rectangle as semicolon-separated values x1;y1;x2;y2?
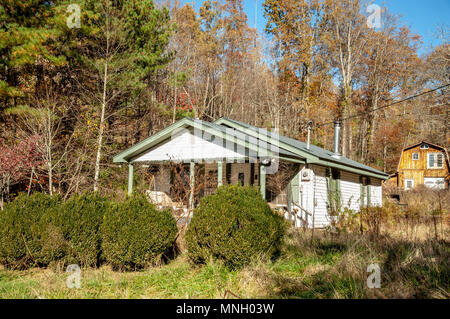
1;228;448;299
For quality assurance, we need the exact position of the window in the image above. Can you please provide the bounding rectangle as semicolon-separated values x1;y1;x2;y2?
405;179;414;190
428;153;435;168
428;153;444;169
437;153;443;168
420;144;429;149
238;172;245;186
326;168;341;213
424;178;446;190
412;153;419;160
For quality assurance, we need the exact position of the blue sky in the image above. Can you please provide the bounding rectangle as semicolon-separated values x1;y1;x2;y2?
181;0;449;55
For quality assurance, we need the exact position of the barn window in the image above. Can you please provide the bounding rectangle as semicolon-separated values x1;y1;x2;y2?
428;153;435;168
420;144;429;149
412;153;419;160
437;154;443;168
428;153;444;169
405;179;414;190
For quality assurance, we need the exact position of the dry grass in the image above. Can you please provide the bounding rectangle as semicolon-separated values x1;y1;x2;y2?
0;203;449;299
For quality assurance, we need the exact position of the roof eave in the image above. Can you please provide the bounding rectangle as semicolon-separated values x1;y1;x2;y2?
215;117;320;163
113;117;287;164
216;117;389;180
113;117;192;163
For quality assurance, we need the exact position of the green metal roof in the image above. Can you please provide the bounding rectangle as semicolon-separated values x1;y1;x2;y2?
215;117;389;180
113;116;388;180
113;117;302;164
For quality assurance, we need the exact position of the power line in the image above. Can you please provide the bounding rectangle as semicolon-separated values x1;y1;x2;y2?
315;83;450;127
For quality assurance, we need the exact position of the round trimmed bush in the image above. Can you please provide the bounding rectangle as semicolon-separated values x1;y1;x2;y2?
101;194;178;270
0;193;62;269
41;192;109;268
186;185;285;269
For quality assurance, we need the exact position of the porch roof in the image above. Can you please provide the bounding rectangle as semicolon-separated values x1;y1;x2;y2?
113;117;304;164
113;117;389;180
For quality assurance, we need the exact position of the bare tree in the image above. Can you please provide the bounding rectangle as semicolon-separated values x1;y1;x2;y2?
15;87;74;195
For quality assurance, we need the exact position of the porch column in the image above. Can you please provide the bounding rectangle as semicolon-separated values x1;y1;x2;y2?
260;163;266;200
217;161;223;187
189;161;195;209
128;163;134;196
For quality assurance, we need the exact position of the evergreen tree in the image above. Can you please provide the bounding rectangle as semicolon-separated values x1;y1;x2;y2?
62;0;174;191
0;1;65;112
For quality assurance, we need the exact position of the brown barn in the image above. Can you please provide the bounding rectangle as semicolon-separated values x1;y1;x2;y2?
387;141;449;190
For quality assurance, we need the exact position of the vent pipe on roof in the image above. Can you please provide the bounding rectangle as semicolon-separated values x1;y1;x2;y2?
333;119;341;157
306;120;313;150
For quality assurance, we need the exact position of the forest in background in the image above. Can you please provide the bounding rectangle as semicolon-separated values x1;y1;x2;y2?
0;0;448;204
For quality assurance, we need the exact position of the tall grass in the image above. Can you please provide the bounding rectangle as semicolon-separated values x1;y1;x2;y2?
0;196;448;299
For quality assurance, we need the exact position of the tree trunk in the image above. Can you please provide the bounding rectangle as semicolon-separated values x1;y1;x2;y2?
93;60;108;192
341;88;350;157
46;109;53;195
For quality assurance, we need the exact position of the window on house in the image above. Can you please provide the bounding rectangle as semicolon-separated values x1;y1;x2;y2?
428;153;435;168
437;153;443;168
412;153;419;160
405;179;414;190
326;168;340;213
420;144;429;149
428;153;444;168
238;172;245;186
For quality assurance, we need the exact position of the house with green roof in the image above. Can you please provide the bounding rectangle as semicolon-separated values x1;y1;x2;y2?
113;117;389;228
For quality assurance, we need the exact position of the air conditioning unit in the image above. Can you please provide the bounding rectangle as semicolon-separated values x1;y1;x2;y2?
301;169;312;181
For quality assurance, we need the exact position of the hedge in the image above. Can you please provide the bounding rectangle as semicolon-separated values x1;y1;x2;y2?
0;193;62;269
186;185;285;269
40;192;109;267
101;194;178;270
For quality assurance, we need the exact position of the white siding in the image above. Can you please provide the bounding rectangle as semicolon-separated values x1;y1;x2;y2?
370;179;382;207
311;165;329;228
298;165;329;228
133;131;245;162
298;166;312;226
296;166;384;228
340;171;361;212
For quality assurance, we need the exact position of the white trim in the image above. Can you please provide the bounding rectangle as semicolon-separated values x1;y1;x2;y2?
412;152;419;160
427;152;444;169
424;177;446;190
405;179;414;190
133;130;246;162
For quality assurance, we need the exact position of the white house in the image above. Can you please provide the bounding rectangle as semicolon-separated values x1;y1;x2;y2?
113;117;389;228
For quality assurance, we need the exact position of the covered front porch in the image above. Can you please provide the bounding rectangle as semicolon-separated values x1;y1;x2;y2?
129;160;267;210
113;118;302;210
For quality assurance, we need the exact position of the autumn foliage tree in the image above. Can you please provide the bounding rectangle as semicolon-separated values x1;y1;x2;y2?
0;0;447;201
0;136;41;209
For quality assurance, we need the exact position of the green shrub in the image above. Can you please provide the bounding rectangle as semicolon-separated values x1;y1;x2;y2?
41;192;109;268
101;194;178;270
186;185;285;269
0;193;62;269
